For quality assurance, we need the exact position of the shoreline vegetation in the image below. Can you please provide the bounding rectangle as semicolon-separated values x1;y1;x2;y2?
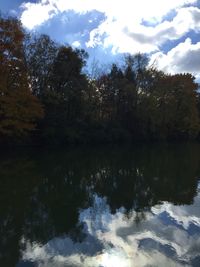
1;16;200;146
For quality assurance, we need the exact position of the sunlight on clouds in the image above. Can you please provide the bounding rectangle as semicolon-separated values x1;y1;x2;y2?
20;0;198;32
20;0;199;54
72;40;81;47
173;7;200;35
125;7;200;44
85;5;200;54
20;0;200;76
21;0;198;24
150;38;200;75
20;190;200;267
20;1;58;29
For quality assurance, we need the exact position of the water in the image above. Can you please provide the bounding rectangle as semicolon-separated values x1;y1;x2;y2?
0;144;200;267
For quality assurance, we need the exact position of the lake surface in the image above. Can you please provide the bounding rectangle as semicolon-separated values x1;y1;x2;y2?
0;144;200;267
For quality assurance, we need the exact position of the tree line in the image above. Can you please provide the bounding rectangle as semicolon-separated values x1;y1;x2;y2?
0;16;200;145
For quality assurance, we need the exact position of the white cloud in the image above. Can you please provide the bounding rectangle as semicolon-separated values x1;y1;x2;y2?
85;5;200;54
20;0;198;46
20;0;200;76
150;38;200;77
20;190;200;267
125;7;200;47
72;40;81;47
20;1;58;29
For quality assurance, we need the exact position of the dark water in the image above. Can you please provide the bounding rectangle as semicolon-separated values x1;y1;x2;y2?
0;144;200;267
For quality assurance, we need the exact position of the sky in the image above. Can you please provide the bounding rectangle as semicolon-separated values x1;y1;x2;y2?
20;189;200;266
1;0;200;79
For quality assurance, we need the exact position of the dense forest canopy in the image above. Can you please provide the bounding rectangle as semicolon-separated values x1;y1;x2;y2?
0;16;200;145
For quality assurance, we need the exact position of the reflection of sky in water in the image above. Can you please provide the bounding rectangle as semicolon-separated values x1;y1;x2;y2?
19;184;200;267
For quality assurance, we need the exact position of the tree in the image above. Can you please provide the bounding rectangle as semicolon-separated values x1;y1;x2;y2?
0;17;43;138
25;34;58;98
145;73;200;140
168;74;199;139
40;46;89;143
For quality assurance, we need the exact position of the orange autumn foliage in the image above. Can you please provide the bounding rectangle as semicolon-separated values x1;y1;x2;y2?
0;17;43;137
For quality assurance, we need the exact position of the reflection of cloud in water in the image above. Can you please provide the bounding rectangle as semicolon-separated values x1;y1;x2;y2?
152;186;200;230
20;186;200;267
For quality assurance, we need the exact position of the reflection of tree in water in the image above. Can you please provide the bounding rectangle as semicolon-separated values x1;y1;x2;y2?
0;144;200;266
84;144;200;212
0;155;41;267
